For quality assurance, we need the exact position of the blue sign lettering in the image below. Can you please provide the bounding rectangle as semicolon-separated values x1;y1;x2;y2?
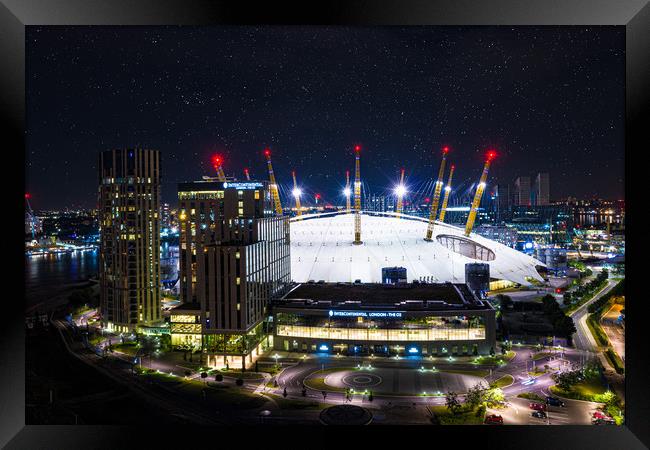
223;182;263;190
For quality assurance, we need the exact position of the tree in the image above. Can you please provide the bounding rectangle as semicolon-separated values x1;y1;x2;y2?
301;388;307;397
484;388;505;407
200;372;207;384
542;295;560;315
283;387;288;398
553;315;577;338
496;294;513;310
489;347;495;357
322;391;327;400
255;360;259;373
235;378;244;386
445;391;461;415
215;373;223;382
368;391;373;402
465;383;484;409
472;345;479;356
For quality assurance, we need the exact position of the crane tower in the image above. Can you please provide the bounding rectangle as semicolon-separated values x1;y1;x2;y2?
264;149;284;216
345;170;351;212
211;155;227;182
353;145;362;245
244;168;251;180
292;170;302;219
424;147;449;241
395;168;406;217
464;151;497;237
438;164;455;223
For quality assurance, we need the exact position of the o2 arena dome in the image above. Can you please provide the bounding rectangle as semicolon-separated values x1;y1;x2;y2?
290;211;545;286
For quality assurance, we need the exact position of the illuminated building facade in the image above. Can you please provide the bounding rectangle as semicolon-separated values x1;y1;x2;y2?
514;176;531;206
534;173;550;206
272;282;496;356
177;180;291;368
98;148;161;333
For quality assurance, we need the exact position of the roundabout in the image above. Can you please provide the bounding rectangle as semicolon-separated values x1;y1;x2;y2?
306;366;487;396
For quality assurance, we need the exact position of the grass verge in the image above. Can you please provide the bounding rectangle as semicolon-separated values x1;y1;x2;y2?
491;375;514;389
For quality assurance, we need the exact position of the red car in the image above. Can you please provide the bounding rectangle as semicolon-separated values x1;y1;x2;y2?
485;414;504;425
529;402;546;411
593;411;612;420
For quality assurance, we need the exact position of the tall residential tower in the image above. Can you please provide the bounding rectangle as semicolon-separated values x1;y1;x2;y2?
98;148;161;333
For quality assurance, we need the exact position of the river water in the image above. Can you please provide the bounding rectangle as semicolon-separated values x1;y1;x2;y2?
25;243;179;310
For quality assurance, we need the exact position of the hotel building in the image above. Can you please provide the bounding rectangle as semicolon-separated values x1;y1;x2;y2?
176;179;290;369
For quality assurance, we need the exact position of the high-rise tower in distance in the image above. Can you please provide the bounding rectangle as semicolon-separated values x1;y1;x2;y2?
534;173;550;206
98;148;161;333
514;176;531;206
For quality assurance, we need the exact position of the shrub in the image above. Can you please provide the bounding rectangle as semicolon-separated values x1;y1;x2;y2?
215;373;223;382
235;378;244;386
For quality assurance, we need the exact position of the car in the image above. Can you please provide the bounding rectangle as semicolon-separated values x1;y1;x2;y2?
529;402;546;411
485;414;504;425
532;410;547;419
546;397;565;407
521;378;536;386
593;411;612;420
592;418;616;425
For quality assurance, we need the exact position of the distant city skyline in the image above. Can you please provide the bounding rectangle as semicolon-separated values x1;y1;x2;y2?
26;26;624;209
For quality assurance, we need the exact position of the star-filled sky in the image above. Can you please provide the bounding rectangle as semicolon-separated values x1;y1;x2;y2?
26;26;624;210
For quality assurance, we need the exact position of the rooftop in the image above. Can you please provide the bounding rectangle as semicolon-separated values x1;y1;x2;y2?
276;282;491;312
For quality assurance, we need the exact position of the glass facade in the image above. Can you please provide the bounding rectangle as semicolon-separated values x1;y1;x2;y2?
275;313;486;342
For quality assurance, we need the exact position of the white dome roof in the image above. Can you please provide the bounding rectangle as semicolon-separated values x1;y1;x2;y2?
290;211;545;285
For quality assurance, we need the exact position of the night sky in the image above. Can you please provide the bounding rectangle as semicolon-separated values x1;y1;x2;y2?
26;26;624;210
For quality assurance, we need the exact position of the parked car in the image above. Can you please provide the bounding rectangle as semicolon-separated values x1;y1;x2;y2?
485;414;504;425
532;410;547;419
546;397;565;407
593;417;616;425
529;402;546;411
593;411;612;420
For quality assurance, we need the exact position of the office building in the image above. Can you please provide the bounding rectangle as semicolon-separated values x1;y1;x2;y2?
177;179;291;369
514;176;531;206
98;148;161;333
534;173;550;206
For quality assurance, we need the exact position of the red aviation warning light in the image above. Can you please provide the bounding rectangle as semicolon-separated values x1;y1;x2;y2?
25;193;31;199
486;150;497;161
442;146;450;154
211;154;222;169
264;148;271;157
354;145;361;152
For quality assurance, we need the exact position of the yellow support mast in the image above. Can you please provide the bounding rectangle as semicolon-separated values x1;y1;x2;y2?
353;145;362;245
464;151;497;237
424;147;449;241
264;148;283;216
211;154;227;182
292;170;302;219
438;164;455;223
395;168;406;217
345;170;351;212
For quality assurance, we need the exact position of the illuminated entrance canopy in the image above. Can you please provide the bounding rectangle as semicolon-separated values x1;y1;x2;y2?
329;310;403;318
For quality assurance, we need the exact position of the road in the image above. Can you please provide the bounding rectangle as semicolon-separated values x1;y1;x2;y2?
569;278;618;354
601;304;625;362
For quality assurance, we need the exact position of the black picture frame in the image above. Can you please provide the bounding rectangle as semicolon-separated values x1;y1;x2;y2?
3;0;648;448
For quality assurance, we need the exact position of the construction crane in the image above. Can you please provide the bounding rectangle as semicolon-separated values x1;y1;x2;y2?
292;170;302;218
424;146;449;241
25;193;36;242
244;168;251;180
211;154;227;182
353;145;362;245
344;170;352;212
264;148;284;216
438;164;455;223
464;150;497;237
395;168;406;217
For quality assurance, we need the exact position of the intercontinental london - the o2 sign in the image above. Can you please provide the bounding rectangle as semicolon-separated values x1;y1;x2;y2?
328;310;403;318
222;181;264;190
